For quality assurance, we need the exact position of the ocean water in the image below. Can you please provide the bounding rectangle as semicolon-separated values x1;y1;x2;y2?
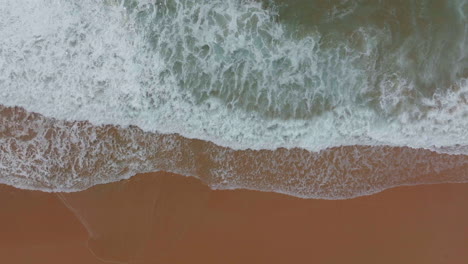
0;0;467;199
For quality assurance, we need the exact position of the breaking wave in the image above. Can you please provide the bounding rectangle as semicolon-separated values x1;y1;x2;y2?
0;0;467;198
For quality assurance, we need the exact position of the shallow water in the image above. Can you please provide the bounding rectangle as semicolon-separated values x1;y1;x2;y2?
0;0;467;198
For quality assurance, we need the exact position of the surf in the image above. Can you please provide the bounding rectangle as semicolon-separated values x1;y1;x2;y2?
0;0;467;198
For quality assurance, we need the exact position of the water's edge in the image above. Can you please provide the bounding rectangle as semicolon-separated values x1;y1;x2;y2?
1;105;468;199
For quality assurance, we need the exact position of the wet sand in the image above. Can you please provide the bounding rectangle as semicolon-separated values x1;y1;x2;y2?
1;172;467;264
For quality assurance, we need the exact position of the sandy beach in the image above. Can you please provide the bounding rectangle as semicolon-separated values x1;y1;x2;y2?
1;172;467;264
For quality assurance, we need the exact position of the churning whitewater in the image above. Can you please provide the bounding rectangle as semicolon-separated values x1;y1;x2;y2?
0;0;467;198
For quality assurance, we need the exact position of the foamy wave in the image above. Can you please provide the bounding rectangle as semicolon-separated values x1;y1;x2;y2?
1;105;467;199
0;0;467;197
1;0;467;154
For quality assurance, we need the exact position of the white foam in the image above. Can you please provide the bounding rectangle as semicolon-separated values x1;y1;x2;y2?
1;105;467;199
1;0;466;155
0;0;467;198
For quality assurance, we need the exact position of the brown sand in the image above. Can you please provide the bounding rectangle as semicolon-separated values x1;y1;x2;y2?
1;172;467;264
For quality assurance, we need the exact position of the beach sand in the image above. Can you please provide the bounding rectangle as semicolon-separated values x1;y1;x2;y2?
1;172;467;264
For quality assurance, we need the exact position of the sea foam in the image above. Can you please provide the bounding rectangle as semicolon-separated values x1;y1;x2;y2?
1;105;468;199
0;0;467;198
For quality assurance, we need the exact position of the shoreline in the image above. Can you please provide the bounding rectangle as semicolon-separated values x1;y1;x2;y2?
2;105;468;199
2;170;468;201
